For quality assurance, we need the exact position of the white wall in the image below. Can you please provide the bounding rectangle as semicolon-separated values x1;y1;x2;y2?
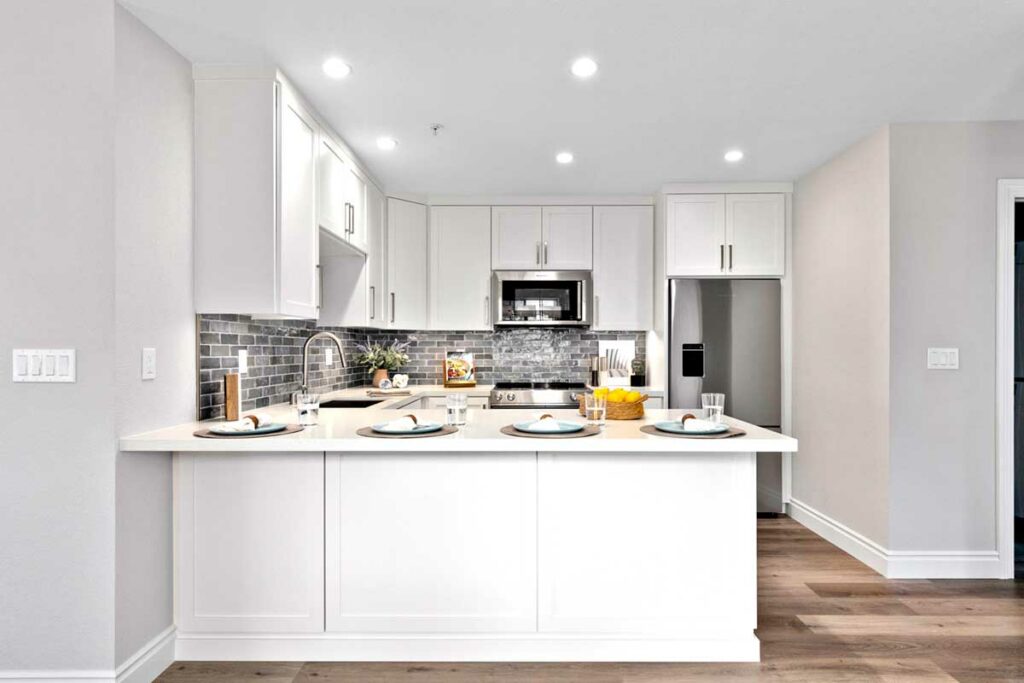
114;5;194;666
791;127;891;546
888;122;1024;552
0;0;117;671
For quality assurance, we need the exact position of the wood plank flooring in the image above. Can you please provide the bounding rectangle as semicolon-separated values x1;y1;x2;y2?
155;517;1024;682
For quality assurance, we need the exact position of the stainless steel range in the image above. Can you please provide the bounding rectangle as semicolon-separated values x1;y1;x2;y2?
488;381;587;409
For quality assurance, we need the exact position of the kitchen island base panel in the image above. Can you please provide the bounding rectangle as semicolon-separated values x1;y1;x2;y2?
172;633;760;663
174;449;759;662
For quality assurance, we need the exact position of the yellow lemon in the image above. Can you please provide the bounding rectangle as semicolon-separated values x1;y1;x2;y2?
626;390;643;403
593;386;609;398
608;388;627;403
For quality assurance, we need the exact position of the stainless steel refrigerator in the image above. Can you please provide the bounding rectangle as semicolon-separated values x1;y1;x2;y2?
668;279;783;513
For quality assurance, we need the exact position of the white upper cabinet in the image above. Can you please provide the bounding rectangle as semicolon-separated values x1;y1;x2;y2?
195;75;320;318
725;193;785;276
491;206;543;269
665;194;726;277
318;136;367;253
386;198;428;329
593;206;653;331
429;206;492;330
666;193;785;277
541;206;593;270
365;183;387;327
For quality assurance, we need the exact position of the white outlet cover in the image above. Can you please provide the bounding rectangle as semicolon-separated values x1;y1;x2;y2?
238;349;248;374
325;348;333;366
142;347;157;380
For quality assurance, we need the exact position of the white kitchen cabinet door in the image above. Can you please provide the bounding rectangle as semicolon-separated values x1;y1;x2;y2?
538;451;756;636
325;452;537;633
593;206;653;330
665;194;726;276
542;206;593;270
725;193;785;276
430;206;492;330
277;88;320;318
317;136;348;241
346;168;368;253
175;452;325;634
386;197;428;329
365;182;387;327
491;206;543;269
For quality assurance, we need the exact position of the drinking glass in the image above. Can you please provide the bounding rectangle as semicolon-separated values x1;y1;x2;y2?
446;393;468;426
584;393;607;426
701;393;725;424
296;393;320;426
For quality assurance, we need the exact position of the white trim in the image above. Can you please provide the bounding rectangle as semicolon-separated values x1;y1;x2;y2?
0;673;113;682
788;498;1003;579
780;191;794;502
174;632;759;662
427;194;655;206
114;626;176;683
659;182;793;195
996;179;1024;580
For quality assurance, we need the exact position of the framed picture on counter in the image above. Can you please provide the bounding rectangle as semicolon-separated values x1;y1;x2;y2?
444;350;476;387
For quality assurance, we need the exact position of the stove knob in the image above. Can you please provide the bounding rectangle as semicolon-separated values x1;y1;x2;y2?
492;393;502;402
569;392;579;401
507;392;517;402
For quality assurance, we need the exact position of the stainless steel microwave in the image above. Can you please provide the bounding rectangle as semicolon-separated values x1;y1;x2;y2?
491;271;592;326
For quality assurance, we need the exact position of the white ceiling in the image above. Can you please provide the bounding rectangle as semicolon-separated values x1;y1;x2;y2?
122;0;1024;195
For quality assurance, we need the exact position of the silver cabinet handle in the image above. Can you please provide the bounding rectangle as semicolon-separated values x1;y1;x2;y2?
485;295;490;325
390;292;396;323
370;285;375;320
536;241;541;265
720;244;725;272
349;203;355;236
594;294;599;328
728;244;733;271
316;264;322;309
544;241;549;265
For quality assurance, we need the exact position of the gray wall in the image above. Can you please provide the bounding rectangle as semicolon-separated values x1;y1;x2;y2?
113;6;194;665
888;122;1024;551
792;127;892;546
0;0;117;670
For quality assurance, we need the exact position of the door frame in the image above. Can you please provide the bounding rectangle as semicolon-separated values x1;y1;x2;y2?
996;179;1024;579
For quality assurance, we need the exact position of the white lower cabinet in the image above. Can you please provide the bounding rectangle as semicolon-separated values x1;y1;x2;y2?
174;452;325;634
325;452;537;633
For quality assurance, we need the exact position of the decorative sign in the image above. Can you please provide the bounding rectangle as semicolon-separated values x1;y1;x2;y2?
444;350;476;387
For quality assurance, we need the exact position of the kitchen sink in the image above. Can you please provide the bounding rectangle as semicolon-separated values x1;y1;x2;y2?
320;398;386;409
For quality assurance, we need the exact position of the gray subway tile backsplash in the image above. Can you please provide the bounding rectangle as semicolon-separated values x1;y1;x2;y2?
197;314;646;420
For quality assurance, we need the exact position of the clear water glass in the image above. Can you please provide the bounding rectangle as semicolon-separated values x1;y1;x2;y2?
584;393;607;426
446;393;468;426
296;393;320;426
701;392;725;424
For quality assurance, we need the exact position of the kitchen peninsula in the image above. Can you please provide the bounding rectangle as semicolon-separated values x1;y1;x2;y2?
121;388;797;663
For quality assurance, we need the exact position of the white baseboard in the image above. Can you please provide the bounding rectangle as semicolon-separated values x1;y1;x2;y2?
786;498;1003;579
115;626;176;683
0;626;175;683
175;632;760;663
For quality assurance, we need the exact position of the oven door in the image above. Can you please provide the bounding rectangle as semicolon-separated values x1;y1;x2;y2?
492;271;592;326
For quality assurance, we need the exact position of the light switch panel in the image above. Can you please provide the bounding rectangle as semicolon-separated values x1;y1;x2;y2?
238;349;248;374
927;347;959;370
141;347;157;380
13;349;76;383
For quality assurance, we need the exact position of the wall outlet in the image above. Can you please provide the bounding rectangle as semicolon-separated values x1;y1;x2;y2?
325;348;333;366
238;349;248;374
927;347;959;370
13;349;76;383
141;347;157;380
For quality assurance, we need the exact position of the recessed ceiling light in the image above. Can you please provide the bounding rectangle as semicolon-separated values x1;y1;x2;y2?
556;151;574;164
376;136;398;151
724;149;744;163
570;57;598;78
322;58;352;79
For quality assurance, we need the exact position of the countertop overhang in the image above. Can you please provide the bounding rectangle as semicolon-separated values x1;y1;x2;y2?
120;385;797;453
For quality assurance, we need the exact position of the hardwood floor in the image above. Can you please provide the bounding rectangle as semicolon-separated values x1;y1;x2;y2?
155;517;1024;682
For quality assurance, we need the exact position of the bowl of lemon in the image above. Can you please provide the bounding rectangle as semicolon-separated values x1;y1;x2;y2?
577;386;648;420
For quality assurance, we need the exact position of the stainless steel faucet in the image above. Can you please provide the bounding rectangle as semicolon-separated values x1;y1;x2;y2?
297;331;347;397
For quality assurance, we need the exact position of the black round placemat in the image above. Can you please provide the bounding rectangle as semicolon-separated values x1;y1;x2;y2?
639;425;746;439
356;425;460;439
194;424;304;439
499;424;601;439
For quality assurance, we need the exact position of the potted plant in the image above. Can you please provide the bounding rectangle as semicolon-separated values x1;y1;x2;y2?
355;340;411;387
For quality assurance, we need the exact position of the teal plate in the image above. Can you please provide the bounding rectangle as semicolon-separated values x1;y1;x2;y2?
653;420;729;436
372;421;444;435
209;422;288;436
513;420;585;434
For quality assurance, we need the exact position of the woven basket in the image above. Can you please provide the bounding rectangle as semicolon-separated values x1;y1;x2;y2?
577;393;648;420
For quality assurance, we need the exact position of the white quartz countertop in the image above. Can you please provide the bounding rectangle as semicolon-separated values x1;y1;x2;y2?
120;385;796;454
